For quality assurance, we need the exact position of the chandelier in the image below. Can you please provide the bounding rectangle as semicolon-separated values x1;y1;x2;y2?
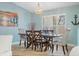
35;2;42;15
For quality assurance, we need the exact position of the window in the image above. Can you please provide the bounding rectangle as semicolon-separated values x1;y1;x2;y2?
42;14;66;33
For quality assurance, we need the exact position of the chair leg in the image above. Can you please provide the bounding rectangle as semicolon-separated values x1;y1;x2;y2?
32;43;33;50
26;38;29;48
62;45;65;55
19;40;21;46
37;44;39;48
40;43;43;52
52;44;54;53
65;44;68;53
47;43;49;50
56;44;58;51
27;42;31;48
24;40;26;47
34;44;37;51
44;43;48;52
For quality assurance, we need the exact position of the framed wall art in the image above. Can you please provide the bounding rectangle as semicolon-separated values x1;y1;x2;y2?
0;11;18;27
58;15;65;25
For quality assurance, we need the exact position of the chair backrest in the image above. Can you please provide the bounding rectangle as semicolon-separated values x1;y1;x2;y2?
26;30;41;41
26;30;34;39
33;30;41;39
41;30;54;35
56;25;66;38
26;30;32;36
55;25;67;43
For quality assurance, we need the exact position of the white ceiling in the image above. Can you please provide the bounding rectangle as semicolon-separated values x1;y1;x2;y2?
14;2;79;13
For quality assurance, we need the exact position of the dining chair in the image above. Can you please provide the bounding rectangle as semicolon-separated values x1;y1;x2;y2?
18;29;27;47
41;30;54;51
52;25;69;55
26;30;35;49
33;30;49;52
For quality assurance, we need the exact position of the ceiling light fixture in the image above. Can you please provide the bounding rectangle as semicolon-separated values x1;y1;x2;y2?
35;2;42;15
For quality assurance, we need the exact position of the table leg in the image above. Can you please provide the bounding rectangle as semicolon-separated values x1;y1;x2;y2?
56;44;58;51
26;37;29;48
62;45;65;55
65;44;68;52
24;40;26;47
19;38;21;46
52;44;54;53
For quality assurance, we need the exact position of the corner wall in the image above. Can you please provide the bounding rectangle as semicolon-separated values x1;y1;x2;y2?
0;2;32;43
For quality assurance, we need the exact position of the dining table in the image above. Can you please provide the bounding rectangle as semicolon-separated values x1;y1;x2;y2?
18;30;61;52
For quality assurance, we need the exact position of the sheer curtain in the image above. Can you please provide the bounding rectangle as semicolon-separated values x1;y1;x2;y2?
42;16;53;30
42;15;59;31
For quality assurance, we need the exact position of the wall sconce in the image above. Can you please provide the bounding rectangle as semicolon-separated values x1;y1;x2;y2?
71;14;79;25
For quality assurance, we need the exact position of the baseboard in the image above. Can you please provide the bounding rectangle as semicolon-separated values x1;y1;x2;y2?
12;41;25;45
67;44;76;47
12;42;19;45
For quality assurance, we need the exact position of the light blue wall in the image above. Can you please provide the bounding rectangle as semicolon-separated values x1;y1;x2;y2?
32;14;42;30
0;2;31;43
33;5;79;45
64;5;79;45
77;28;79;45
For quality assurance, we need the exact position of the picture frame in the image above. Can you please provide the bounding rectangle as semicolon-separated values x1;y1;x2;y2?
0;11;18;27
58;15;65;25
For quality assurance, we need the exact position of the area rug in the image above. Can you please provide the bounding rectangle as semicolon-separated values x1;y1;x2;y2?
12;44;73;56
12;45;48;56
